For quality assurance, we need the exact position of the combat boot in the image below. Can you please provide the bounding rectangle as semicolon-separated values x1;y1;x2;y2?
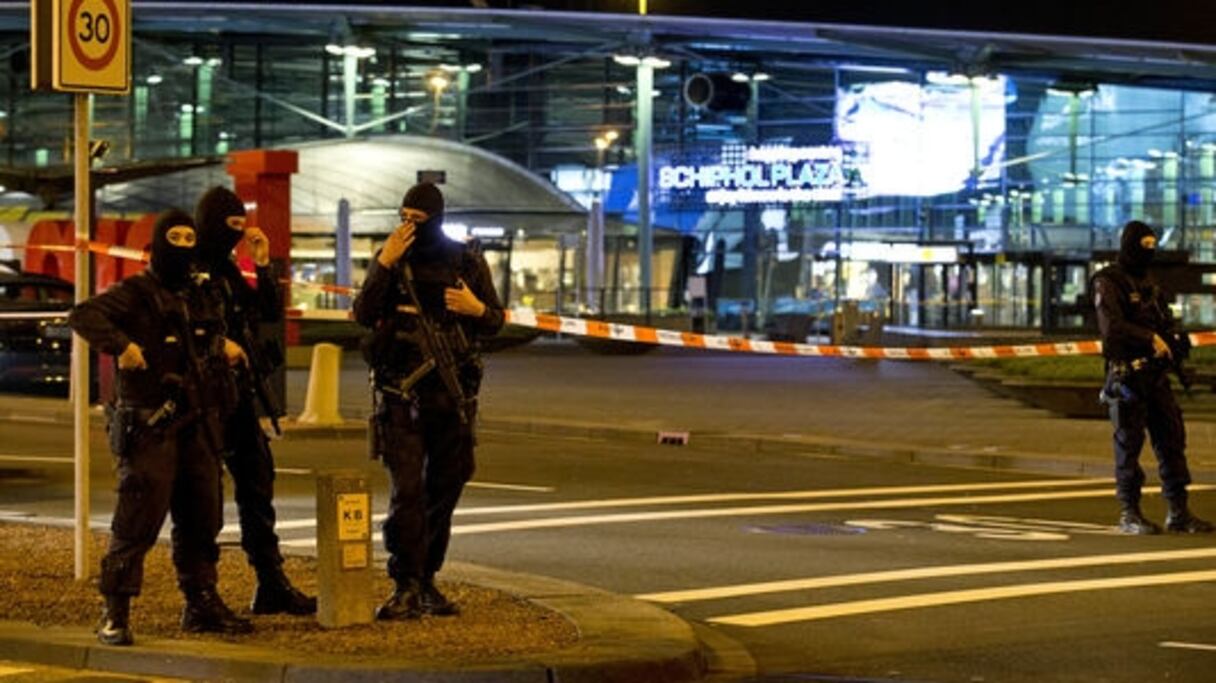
419;578;459;617
1165;500;1215;533
1118;505;1162;535
181;587;254;634
376;579;423;621
97;595;134;646
251;567;317;615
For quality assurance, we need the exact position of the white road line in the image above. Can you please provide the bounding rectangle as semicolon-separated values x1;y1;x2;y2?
465;481;556;493
638;547;1216;603
275;480;1102;542
0;665;34;676
1160;641;1216;653
453;478;1108;516
275;468;313;475
0;455;75;464
709;570;1216;627
4;415;60;424
280;484;1216;548
448;485;1214;536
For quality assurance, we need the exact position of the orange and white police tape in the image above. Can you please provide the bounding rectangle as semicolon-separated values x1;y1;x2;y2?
10;239;1216;361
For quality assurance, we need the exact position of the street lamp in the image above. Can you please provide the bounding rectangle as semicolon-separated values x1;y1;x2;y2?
613;51;672;319
426;69;452;134
588;129;619;313
437;63;482;139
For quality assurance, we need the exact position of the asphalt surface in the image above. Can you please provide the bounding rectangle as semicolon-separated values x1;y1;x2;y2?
3;422;1215;683
291;342;1216;471
4;342;1216;682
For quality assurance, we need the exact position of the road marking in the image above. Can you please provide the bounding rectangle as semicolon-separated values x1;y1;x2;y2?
709;569;1216;627
1160;641;1216;653
279;483;1215;547
0;665;33;676
275;467;313;475
466;481;556;493
4;415;60;424
446;485;1213;536
453;478;1108;516
0;454;76;464
638;547;1216;603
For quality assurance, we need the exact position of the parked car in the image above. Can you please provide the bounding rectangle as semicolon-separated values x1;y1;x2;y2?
0;271;79;396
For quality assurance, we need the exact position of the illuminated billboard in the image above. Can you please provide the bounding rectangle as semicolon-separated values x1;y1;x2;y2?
835;73;1007;197
658;143;866;206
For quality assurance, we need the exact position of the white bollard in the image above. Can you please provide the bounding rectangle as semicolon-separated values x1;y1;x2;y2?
297;343;344;426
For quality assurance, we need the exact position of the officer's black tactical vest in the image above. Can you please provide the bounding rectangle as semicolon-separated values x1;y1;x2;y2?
1091;264;1168;362
365;240;483;390
116;273;225;408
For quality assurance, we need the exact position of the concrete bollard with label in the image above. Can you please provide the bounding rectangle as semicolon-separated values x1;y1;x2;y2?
316;470;374;627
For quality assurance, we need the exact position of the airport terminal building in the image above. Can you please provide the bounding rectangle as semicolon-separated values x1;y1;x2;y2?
2;2;1216;334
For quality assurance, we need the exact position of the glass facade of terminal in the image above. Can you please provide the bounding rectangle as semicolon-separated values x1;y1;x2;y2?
2;10;1215;332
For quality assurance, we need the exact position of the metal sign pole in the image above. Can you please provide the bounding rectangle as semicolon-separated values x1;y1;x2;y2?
72;92;91;581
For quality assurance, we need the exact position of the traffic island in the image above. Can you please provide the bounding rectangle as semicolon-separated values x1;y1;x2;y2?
0;523;706;682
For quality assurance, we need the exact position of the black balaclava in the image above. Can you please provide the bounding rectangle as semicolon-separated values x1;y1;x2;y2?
194;186;246;267
400;182;447;259
1118;220;1157;277
149;209;197;291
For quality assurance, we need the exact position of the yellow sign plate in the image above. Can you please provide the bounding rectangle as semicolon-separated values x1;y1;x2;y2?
52;0;130;94
337;493;370;541
341;543;369;570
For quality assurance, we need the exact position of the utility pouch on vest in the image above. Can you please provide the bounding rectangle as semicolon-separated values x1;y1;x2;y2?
105;404;139;458
368;388;389;461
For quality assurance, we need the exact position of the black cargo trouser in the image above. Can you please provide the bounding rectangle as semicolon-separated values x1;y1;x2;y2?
379;392;475;585
222;397;283;576
1109;368;1193;507
100;420;223;597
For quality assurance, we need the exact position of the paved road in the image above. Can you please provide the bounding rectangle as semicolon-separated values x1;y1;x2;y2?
3;422;1214;683
288;342;1216;470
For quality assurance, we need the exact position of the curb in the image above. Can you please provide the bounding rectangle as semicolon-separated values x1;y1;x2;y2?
5;399;1215;484
477;418;1216;485
0;562;706;683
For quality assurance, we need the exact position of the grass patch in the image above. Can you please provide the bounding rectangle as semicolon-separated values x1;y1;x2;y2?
970;339;1216;382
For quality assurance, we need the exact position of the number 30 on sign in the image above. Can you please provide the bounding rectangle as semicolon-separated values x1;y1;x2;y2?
33;0;130;94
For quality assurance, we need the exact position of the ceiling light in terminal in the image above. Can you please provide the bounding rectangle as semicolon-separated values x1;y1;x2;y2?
146;74;163;85
613;54;641;66
183;56;204;66
439;63;483;74
836;64;913;75
427;73;452;92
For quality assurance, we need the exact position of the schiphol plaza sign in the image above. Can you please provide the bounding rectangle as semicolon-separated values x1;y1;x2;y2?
658;144;865;206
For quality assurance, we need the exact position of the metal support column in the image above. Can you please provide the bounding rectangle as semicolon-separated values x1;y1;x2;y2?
71;93;92;581
636;62;653;320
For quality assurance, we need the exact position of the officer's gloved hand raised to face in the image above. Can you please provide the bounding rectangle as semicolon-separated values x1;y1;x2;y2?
244;227;270;267
118;342;148;370
378;216;419;268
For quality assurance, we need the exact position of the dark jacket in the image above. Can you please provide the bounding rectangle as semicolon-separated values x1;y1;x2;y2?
205;259;282;331
68;272;227;408
201;259;282;384
353;239;504;391
1092;264;1172;363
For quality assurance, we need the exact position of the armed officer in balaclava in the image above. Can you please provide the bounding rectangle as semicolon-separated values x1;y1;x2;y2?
69;209;254;646
194;186;315;615
353;182;504;620
1093;220;1212;535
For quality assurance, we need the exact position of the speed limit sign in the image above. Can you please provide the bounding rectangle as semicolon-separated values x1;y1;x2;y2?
40;0;130;94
